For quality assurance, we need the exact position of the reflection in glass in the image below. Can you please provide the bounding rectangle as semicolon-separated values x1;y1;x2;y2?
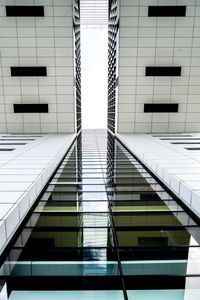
9;290;124;300
0;131;200;298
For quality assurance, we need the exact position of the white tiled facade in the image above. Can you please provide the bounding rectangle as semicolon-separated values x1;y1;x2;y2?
117;0;200;133
0;133;76;254
0;0;200;259
0;0;76;133
117;132;200;218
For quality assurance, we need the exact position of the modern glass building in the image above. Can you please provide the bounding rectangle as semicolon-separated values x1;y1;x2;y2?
0;1;200;300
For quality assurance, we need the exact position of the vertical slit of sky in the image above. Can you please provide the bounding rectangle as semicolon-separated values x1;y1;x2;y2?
81;28;108;129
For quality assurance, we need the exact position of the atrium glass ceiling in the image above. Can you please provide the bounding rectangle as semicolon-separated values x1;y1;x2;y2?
80;0;108;27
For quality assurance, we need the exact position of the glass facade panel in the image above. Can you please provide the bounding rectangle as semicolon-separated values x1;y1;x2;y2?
0;131;200;299
127;290;184;300
9;290;124;300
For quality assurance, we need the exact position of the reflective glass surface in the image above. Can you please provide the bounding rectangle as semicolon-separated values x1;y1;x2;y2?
9;291;124;300
1;130;200;299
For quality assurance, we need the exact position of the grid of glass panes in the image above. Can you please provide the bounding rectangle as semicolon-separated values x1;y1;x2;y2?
1;130;200;300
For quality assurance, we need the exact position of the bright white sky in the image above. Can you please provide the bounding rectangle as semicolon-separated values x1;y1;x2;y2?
81;28;108;129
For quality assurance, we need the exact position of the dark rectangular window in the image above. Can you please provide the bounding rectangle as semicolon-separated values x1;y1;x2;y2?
185;148;200;151
144;103;179;113
0;139;35;141
148;6;186;17
153;135;192;137
6;6;44;17
0;143;26;145
160;138;200;140
171;142;200;145
145;67;181;76
2;135;42;137
11;67;47;77
13;104;48;113
0;149;14;151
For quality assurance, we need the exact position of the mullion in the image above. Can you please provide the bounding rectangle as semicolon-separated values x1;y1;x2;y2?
57;169;106;173
62;159;138;163
85;159;135;161
39;198;179;203
114;225;199;230
61;161;108;164
25;226;114;231
117;246;200;251
110;209;184;214
55;175;152;178
27;215;197;229
81;163;141;166
38;205;184;214
46;187;164;192
81;156;108;159
40;199;109;203
44;188;167;196
31;212;111;216
59;167;107;170
49;181;157;185
108;186;163;191
35;209;110;214
109;180;157;185
112;211;190;216
111;181;162;186
110;205;182;210
56;170;145;174
107;198;175;202
81;151;108;153
113;167;144;170
107;198;128;300
50;182;108;185
56;170;106;173
46;189;109;193
63;159;108;161
51;180;107;184
109;168;146;172
52;175;153;185
12;246;118;251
